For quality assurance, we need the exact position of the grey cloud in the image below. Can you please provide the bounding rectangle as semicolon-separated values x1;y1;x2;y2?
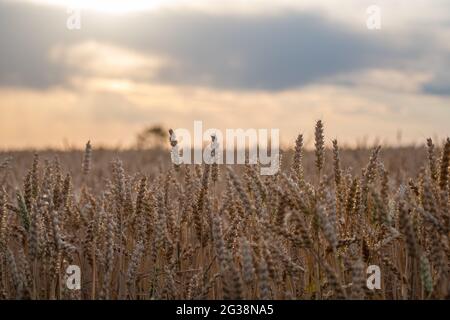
0;2;65;88
128;12;392;90
0;1;444;91
423;83;450;96
422;69;450;96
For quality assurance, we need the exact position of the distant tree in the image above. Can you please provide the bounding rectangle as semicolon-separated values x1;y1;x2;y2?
136;125;168;149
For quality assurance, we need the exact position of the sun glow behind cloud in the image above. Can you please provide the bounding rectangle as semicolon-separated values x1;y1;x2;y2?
14;0;450;29
49;41;170;79
18;0;169;14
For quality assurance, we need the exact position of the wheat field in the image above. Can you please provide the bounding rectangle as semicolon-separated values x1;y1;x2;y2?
0;121;449;300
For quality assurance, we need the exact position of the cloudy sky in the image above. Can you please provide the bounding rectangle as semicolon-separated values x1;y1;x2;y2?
0;0;449;149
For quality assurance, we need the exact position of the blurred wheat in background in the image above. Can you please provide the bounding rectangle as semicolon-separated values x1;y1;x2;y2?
0;120;448;300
